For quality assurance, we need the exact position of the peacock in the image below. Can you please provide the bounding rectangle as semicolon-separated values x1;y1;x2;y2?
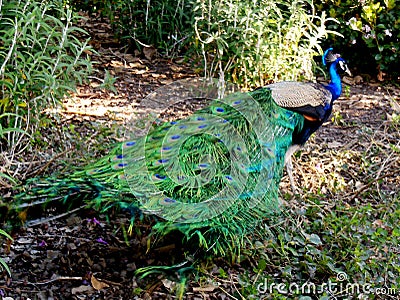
6;48;350;257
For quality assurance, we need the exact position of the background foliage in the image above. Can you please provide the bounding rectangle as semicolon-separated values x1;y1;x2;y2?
70;0;399;80
0;0;92;155
70;0;194;55
70;0;340;88
193;0;339;87
314;0;399;79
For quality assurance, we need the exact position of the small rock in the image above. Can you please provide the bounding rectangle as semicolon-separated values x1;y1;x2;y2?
354;75;363;84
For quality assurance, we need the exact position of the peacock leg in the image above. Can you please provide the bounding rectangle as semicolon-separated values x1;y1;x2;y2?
284;144;300;194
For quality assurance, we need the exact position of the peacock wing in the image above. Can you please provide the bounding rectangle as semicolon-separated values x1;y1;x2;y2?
266;81;332;121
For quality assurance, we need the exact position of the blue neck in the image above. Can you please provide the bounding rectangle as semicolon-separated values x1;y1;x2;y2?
325;61;342;101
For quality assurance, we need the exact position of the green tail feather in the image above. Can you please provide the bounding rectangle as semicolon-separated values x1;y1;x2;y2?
11;86;304;257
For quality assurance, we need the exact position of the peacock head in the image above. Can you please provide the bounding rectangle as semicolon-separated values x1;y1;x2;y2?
322;48;351;76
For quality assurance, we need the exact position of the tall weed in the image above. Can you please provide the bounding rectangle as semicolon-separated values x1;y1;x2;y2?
71;0;195;55
193;0;341;88
0;0;92;182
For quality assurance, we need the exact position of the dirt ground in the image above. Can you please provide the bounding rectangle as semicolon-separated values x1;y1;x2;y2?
0;14;399;300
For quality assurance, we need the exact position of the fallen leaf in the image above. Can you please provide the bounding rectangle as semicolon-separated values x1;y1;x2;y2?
91;275;110;290
143;46;157;61
161;278;175;291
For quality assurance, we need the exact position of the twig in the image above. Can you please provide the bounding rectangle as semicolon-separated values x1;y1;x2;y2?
218;285;240;300
26;205;87;227
348;170;399;201
27;151;68;178
14;276;83;286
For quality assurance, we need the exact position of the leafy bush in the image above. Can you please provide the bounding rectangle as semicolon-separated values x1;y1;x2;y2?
193;0;340;88
0;229;12;276
70;0;195;55
0;0;92;154
71;0;339;87
315;0;399;78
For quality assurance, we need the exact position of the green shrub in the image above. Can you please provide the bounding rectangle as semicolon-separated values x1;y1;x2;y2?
70;0;195;55
193;0;340;88
70;0;340;87
0;229;12;276
0;0;92;153
315;0;399;78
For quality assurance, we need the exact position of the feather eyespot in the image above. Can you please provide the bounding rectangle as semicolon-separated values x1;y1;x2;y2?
161;197;176;204
112;163;128;170
86;169;99;175
157;159;169;164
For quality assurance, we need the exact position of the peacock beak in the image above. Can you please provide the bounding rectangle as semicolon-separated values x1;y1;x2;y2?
345;67;352;76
